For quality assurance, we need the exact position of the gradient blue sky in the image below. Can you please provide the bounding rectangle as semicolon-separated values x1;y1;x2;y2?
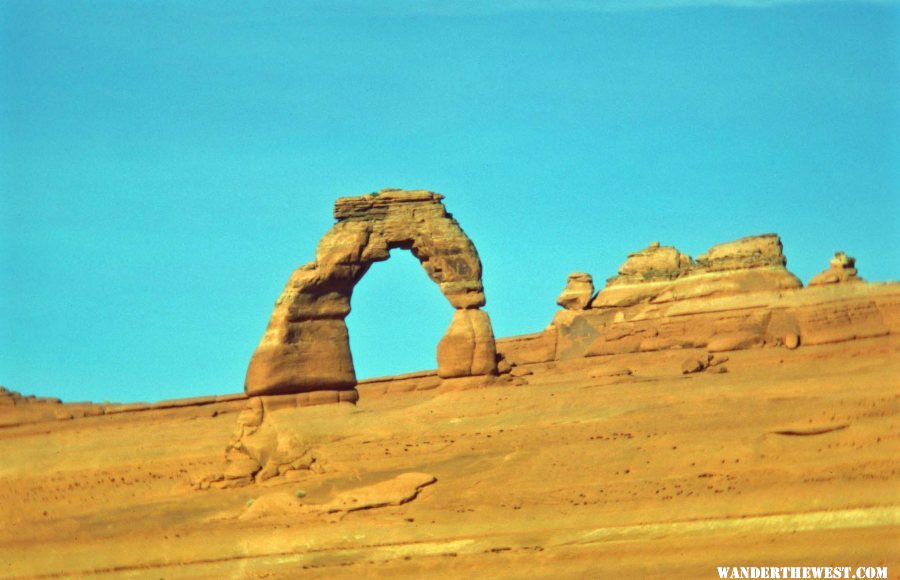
1;0;897;402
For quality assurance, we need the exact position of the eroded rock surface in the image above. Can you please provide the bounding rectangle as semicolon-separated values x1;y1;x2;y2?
200;394;355;489
614;241;693;283
322;472;436;513
809;252;864;286
233;473;437;521
557;272;595;310
437;309;498;379
594;234;802;308
497;234;897;367
4;332;899;578
246;189;498;397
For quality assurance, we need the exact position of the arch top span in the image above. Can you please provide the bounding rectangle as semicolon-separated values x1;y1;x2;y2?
245;189;498;398
324;189;486;309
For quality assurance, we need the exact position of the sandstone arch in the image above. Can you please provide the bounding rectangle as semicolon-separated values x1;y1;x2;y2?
245;190;498;398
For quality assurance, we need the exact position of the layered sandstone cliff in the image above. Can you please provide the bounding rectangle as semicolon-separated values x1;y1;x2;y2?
592;234;802;308
499;235;898;365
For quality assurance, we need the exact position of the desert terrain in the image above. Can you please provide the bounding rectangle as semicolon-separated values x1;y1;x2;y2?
2;192;897;578
2;329;898;578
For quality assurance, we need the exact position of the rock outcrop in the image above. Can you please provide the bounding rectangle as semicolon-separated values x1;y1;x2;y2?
496;234;898;367
613;241;693;283
245;189;498;398
436;309;498;378
233;473;437;520
0;387;60;408
594;234;802;308
556;273;595;310
809;252;863;286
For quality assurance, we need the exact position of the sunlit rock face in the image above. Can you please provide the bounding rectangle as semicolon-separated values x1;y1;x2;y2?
556;273;595;311
245;189;497;398
498;233;894;366
593;234;802;308
809;251;864;286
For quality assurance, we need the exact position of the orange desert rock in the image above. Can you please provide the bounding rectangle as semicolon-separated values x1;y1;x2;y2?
809;251;864;286
437;309;498;378
497;234;895;366
2;220;899;578
245;190;497;398
556;272;595;310
594;234;802;308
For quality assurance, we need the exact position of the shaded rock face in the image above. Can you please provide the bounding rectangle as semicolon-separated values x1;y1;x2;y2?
809;252;863;286
246;189;497;397
595;234;802;308
557;273;595;310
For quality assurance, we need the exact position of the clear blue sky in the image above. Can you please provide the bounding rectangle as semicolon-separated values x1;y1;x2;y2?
1;0;897;403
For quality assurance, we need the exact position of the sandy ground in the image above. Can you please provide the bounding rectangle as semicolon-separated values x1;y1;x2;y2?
1;336;897;579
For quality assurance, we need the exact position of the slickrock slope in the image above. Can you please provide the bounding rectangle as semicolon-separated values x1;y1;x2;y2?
245;189;497;398
2;335;897;578
2;225;898;578
0;386;249;429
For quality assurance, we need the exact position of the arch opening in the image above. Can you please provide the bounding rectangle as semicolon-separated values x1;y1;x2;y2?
347;249;453;379
244;189;498;399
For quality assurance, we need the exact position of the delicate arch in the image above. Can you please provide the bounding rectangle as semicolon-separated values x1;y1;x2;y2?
245;190;497;398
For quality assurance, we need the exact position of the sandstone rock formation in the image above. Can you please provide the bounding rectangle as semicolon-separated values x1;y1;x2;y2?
0;386;109;427
594;234;802;308
245;189;497;398
436;309;498;378
614;241;693;282
199;395;340;489
809;252;864;286
233;473;437;521
681;353;728;374
556;272;595;310
0;386;60;407
4;224;900;577
321;472;437;513
495;234;897;367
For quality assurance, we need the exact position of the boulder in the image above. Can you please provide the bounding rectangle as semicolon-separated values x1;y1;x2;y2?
784;332;800;349
681;356;709;374
556;272;595;310
809;252;864;286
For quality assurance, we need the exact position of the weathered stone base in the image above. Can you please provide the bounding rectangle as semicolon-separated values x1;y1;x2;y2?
245;318;357;397
437;309;498;378
259;389;359;412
